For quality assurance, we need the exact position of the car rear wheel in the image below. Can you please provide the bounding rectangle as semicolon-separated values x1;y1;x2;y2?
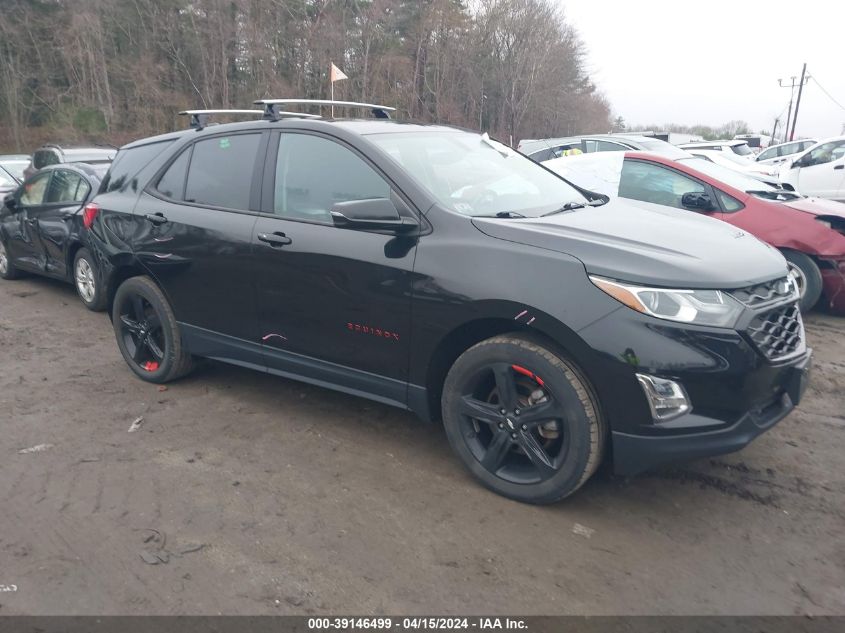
781;250;822;313
112;276;194;383
0;239;22;280
442;334;605;504
73;248;106;311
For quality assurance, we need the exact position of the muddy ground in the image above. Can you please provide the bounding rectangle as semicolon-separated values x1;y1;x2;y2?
0;276;843;615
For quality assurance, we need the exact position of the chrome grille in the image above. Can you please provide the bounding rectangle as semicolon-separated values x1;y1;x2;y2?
747;303;804;361
731;276;796;308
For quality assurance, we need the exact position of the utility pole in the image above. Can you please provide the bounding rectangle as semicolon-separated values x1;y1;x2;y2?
778;76;797;144
770;117;780;145
790;63;808;141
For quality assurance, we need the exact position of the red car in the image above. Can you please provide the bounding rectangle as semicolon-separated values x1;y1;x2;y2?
545;151;845;314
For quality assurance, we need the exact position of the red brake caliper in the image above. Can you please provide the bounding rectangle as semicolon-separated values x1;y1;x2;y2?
511;364;544;387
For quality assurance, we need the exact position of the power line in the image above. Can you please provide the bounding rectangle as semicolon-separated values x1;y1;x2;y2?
810;74;845;112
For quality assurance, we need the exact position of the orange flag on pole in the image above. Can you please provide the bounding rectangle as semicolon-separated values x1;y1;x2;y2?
330;63;348;83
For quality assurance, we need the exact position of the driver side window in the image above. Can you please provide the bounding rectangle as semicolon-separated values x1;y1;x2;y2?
274;133;391;223
803;141;845;167
20;172;51;206
619;160;706;210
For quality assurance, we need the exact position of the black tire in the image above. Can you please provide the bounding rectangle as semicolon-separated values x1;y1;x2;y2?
72;247;107;311
442;334;605;504
781;249;822;313
112;275;194;383
0;237;22;280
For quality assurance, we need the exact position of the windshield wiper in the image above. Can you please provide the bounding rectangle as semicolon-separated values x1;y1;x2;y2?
474;211;527;219
541;198;606;217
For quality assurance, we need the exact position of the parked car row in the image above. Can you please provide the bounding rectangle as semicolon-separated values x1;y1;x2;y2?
526;133;845;202
542;150;845;315
0;104;816;504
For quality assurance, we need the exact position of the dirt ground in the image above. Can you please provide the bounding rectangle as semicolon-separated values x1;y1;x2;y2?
0;275;843;616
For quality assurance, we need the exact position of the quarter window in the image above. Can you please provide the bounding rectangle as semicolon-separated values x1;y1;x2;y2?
274;133;390;222
715;190;743;212
45;170;88;204
156;148;192;200
20;172;51;206
619;160;706;210
102;140;173;194
184;134;261;210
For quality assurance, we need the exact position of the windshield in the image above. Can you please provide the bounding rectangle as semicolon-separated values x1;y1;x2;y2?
0;168;17;189
731;143;753;156
368;131;587;217
0;160;27;181
680;157;785;194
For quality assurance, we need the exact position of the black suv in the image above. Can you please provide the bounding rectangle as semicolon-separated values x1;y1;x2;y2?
82;104;812;503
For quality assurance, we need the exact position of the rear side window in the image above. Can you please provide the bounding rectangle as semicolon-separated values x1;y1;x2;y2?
156;148;192;200
756;147;777;161
101;141;174;194
45;170;88;204
595;140;628;152
184;134;261;210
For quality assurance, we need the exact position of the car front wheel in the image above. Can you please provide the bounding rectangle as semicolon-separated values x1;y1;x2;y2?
112;275;194;383
442;334;605;504
781;249;822;313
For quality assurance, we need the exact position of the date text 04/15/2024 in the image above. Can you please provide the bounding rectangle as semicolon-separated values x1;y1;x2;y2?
307;618;528;630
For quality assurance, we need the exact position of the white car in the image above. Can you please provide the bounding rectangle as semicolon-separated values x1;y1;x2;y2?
779;137;845;201
680;146;779;185
678;139;755;160
755;139;817;167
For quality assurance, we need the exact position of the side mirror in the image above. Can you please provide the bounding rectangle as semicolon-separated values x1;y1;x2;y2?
681;191;713;211
330;198;418;232
3;193;16;211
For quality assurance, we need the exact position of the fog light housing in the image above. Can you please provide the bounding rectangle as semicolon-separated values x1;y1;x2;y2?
636;373;691;422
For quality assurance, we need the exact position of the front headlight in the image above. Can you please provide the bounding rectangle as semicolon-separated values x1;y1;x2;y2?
589;276;745;328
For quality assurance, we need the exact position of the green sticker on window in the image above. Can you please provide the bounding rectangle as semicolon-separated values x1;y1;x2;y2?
219;138;231;149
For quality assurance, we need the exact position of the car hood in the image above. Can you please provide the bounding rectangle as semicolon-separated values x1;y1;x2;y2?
781;196;845;219
471;198;787;289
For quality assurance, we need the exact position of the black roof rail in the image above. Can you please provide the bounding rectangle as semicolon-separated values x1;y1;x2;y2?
255;99;396;121
178;109;269;130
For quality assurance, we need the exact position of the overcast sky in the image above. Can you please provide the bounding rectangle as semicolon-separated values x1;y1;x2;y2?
557;0;845;140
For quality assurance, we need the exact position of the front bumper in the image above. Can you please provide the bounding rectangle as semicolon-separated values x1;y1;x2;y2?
575;298;812;477
611;351;812;476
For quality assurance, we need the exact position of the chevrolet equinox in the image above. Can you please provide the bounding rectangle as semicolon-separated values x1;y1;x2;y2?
77;103;812;503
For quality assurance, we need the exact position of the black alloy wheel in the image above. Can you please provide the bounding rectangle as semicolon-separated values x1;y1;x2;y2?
112;275;194;383
442;335;604;504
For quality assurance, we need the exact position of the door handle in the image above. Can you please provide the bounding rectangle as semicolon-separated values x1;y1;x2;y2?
144;213;168;225
257;232;292;247
834;164;844;170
